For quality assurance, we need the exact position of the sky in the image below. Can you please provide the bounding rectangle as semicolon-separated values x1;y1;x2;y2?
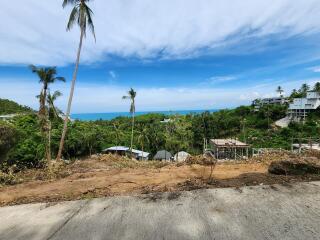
1;0;320;113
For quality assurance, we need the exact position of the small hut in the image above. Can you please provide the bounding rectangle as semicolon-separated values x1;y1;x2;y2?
131;149;150;160
154;150;173;161
103;146;129;156
174;151;190;162
102;146;150;160
209;139;249;160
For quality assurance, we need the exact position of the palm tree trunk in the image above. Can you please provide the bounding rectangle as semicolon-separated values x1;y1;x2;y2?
56;29;84;161
39;86;51;163
130;111;135;157
48;121;52;162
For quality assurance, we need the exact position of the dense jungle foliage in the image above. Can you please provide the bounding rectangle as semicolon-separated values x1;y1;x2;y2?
0;98;33;115
1;101;320;170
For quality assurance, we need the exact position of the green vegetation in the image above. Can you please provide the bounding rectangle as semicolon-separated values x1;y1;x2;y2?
30;65;65;163
0;98;33;115
2;82;320;171
1;99;320;171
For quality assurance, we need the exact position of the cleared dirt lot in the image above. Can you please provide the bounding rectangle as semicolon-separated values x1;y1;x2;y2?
1;153;320;206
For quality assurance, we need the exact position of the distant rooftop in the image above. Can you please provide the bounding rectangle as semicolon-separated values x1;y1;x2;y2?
210;139;249;147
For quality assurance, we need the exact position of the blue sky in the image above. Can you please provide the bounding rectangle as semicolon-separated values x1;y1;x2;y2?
1;0;320;113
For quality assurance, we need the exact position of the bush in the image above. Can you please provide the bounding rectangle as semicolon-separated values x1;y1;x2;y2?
4;114;45;169
0;170;20;185
0;122;18;164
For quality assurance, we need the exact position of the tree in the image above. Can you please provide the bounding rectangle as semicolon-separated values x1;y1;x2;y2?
137;128;149;158
113;123;124;152
47;90;63;161
299;83;310;97
314;82;320;93
30;65;65;162
0;122;17;164
57;0;96;161
47;90;63;120
122;88;137;156
165;115;193;155
276;86;284;97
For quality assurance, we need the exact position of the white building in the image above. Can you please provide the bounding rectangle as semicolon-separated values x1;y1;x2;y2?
252;97;289;111
0;114;18;121
288;91;320;120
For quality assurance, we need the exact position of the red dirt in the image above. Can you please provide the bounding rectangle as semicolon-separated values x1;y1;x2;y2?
0;157;319;206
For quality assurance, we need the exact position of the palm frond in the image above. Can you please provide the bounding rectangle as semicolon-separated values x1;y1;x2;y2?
29;64;37;73
47;90;63;119
64;0;96;40
52;90;63;101
62;0;79;8
55;76;66;82
67;6;79;31
84;4;96;41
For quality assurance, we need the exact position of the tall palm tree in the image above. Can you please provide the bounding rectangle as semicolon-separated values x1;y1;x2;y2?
47;90;63;161
300;83;310;96
314;82;320;94
276;86;284;97
122;88;137;156
30;65;65;162
57;0;96;160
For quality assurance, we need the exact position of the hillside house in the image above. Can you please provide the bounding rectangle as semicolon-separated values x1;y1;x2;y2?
253;97;289;111
0;114;18;121
288;91;320;121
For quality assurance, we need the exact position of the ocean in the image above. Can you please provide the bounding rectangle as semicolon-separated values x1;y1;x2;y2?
71;109;218;121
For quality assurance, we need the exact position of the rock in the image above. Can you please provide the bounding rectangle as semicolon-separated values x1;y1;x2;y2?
268;158;320;175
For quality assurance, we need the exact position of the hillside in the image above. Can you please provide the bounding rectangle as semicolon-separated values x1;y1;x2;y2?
0;98;33;115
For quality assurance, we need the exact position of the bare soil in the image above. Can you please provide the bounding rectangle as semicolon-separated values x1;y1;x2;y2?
0;154;319;206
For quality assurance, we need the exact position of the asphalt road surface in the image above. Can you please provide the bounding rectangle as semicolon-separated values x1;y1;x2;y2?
0;181;319;240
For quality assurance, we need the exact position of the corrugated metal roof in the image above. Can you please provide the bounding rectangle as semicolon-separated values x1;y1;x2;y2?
210;139;249;147
132;149;150;157
103;146;149;157
105;146;129;151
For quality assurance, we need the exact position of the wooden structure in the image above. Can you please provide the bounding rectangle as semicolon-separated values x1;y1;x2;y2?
208;139;250;160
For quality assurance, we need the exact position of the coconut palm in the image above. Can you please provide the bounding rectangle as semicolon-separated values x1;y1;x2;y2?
47;90;63;120
276;86;284;97
300;83;310;96
122;88;137;156
57;0;96;160
30;65;65;162
47;90;63;161
314;82;320;93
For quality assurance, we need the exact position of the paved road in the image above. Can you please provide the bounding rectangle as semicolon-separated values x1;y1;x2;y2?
0;181;320;240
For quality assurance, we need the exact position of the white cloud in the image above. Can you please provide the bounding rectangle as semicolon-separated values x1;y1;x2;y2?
1;77;319;113
1;0;320;65
109;71;117;79
206;76;237;84
308;66;320;73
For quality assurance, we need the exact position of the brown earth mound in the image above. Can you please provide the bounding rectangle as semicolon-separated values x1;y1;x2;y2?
268;158;320;175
